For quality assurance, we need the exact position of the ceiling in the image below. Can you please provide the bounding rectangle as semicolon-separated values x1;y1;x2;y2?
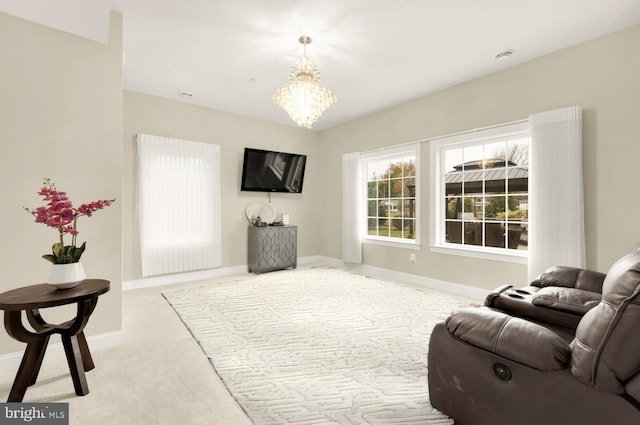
2;1;640;131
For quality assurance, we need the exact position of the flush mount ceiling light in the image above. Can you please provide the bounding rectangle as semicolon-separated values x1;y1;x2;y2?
273;35;337;129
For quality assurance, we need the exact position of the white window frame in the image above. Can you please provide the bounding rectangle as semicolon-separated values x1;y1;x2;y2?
361;143;421;249
429;122;529;263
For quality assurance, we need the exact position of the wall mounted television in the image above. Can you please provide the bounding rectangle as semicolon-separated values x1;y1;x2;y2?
241;148;307;193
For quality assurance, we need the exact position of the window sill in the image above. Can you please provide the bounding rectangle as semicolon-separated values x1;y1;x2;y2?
363;237;421;250
430;244;528;264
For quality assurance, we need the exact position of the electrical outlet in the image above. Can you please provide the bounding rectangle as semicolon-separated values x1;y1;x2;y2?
409;253;416;263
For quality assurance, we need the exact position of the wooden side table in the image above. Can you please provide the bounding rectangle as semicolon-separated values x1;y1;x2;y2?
0;279;110;402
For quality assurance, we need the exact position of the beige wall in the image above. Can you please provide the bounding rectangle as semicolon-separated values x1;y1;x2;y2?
0;12;123;355
318;24;640;290
122;91;320;281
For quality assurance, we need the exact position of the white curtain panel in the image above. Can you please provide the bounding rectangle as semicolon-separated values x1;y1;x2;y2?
137;134;222;277
342;152;363;264
528;106;585;281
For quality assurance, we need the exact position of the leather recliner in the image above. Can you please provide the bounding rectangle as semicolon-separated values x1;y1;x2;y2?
483;242;640;340
427;246;640;425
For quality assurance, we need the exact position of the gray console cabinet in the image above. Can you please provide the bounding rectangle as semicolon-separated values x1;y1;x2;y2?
248;225;297;273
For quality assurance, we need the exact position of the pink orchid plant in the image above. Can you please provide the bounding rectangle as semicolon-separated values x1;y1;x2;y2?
25;178;115;264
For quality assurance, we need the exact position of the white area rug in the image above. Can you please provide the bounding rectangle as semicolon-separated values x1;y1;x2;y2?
163;267;466;425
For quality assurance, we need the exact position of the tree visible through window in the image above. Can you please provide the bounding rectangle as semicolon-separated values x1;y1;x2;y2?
364;145;419;243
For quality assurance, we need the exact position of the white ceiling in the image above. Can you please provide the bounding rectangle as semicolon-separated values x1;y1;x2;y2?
2;0;640;131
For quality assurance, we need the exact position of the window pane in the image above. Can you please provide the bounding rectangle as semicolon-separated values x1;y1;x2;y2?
461;196;475;219
485;222;505;248
378;218;389;237
403;219;416;239
403;178;416;196
507;138;529;168
472;196;484;220
464;222;481;245
510;222;528;250
445;148;463;173
508;195;528;222
390;178;403;197
446;197;460;219
506;223;526;250
484;141;507;166
379;200;390;217
485;195;506;219
367;181;377;198
389;218;403;238
367;161;382;181
485;169;506;193
367;200;377;216
508;167;528;194
389;200;401;216
402;199;416;219
463;171;483;194
446;221;462;244
367;218;377;236
463;145;483;167
445;181;462;196
377;180;389;198
375;159;389;180
403;158;415;177
388;159;403;178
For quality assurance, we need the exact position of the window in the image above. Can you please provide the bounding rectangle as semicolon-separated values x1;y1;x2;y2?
430;123;529;259
362;144;420;247
137;134;222;277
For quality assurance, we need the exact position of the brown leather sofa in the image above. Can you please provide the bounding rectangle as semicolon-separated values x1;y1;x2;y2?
428;246;640;425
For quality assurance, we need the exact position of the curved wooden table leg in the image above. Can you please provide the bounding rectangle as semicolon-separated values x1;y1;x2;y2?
76;331;95;371
25;309;51;385
60;299;95;396
61;334;89;396
4;298;99;401
4;310;52;402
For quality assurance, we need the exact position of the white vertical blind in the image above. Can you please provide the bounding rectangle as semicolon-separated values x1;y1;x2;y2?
342;152;363;264
137;134;222;277
528;106;585;281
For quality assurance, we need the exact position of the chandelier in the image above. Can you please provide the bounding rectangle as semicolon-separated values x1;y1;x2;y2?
273;35;337;129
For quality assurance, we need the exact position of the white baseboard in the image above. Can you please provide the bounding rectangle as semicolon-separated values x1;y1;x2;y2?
346;262;490;301
0;330;124;374
123;256;341;291
298;255;489;301
123;265;250;291
298;255;344;268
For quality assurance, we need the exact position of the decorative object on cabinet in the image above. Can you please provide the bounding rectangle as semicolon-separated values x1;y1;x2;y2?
245;200;277;224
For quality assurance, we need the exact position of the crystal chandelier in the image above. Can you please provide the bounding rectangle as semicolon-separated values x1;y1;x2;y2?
273;35;337;129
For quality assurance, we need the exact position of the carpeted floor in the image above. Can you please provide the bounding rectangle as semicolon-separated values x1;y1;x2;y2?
163;267;467;425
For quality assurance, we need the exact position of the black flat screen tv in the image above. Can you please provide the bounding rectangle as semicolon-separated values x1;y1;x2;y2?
241;148;307;193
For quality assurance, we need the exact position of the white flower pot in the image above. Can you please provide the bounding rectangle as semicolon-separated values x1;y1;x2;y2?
47;262;86;289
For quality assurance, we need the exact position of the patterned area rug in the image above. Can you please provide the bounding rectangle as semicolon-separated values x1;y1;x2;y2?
163;267;466;425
